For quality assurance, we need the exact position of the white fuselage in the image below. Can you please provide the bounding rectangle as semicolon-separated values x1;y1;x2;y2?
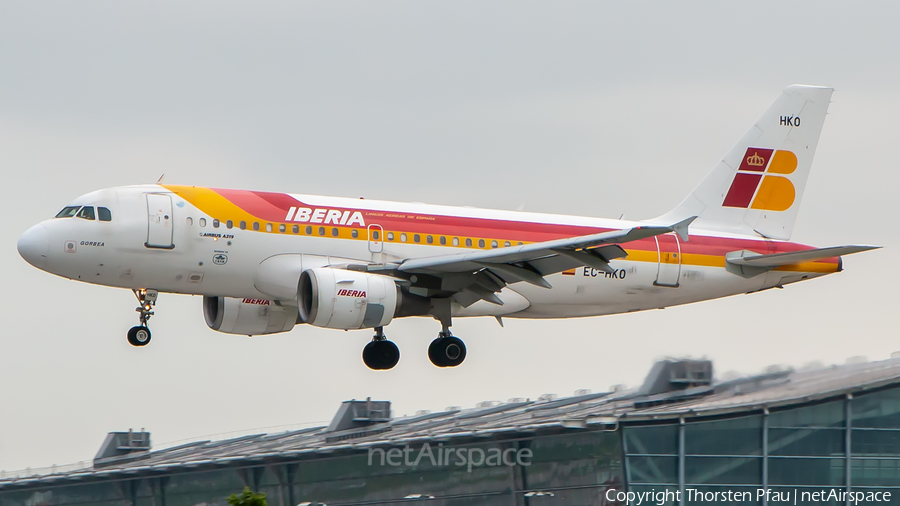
18;185;836;321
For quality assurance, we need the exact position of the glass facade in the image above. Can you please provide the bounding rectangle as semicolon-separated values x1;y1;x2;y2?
3;386;899;505
624;386;900;506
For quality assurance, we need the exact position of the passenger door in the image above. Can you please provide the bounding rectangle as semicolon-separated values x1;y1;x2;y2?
145;194;174;249
367;224;384;253
654;233;681;287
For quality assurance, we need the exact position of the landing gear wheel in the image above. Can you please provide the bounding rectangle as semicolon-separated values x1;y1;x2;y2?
363;340;400;370
129;288;158;348
127;326;152;347
428;335;466;368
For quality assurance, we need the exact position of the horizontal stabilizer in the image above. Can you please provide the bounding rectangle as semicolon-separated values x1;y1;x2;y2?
726;245;880;267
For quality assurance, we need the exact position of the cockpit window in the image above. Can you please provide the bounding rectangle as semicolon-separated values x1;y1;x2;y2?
98;207;112;222
76;206;96;220
55;206;80;218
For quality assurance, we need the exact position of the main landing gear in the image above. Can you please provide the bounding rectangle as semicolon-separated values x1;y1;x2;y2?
428;303;466;368
361;316;468;370
428;331;467;368
360;324;468;370
362;327;400;370
127;289;157;347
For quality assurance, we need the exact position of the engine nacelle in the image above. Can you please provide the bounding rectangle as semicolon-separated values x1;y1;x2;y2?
203;296;299;336
298;268;399;329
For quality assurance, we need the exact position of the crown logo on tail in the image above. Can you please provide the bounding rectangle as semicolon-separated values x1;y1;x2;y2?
746;152;766;167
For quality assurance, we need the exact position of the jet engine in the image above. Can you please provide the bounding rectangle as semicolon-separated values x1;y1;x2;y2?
298;268;404;329
203;296;299;336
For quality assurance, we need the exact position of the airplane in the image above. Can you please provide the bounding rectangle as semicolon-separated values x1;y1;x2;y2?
16;85;878;370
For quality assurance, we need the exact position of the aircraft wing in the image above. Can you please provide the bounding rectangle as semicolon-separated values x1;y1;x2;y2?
366;217;695;306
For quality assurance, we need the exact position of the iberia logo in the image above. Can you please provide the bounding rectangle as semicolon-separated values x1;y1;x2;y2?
722;148;797;211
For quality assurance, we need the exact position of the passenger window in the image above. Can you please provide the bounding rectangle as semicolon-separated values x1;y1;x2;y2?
478;239;485;248
292;225;299;234
55;206;80;218
400;233;408;242
200;218;207;227
98;207;112;222
226;220;233;229
465;238;472;247
186;217;193;226
213;219;220;228
351;229;359;238
439;236;446;245
491;240;498;248
427;235;433;244
371;230;380;240
452;237;459;246
387;232;394;241
252;222;259;231
413;234;420;243
279;224;286;233
517;242;523;246
77;206;95;220
504;241;511;247
240;221;246;230
331;228;339;237
265;223;273;232
318;227;325;236
305;226;312;235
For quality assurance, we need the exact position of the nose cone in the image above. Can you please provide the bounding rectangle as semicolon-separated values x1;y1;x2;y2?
18;224;50;269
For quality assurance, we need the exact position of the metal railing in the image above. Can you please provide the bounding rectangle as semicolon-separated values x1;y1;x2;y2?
0;461;92;481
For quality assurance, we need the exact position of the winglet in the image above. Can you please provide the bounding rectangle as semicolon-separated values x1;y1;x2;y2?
157;174;166;184
671;216;697;242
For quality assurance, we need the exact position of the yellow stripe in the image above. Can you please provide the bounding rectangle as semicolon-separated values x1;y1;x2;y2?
164;185;261;225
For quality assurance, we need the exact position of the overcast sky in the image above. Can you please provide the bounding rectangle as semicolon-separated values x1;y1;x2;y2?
1;1;897;471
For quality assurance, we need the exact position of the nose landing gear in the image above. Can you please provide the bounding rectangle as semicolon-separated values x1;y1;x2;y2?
128;289;157;347
362;326;400;370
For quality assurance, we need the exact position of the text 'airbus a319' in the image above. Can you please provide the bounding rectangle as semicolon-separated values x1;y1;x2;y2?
17;85;878;370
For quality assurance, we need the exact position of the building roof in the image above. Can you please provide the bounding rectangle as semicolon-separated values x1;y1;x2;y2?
3;356;900;490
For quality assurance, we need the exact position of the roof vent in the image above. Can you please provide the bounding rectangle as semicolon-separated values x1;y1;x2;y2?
574;389;592;396
324;398;392;443
538;393;558;402
639;359;713;396
93;429;151;468
892;352;900;360
326;398;391;433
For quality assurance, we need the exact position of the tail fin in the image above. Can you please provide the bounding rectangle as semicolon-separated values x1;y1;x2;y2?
655;85;833;240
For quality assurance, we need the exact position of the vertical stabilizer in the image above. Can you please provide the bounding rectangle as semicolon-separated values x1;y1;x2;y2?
655;85;833;240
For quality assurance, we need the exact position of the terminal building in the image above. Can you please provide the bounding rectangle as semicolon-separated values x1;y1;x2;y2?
2;357;900;506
